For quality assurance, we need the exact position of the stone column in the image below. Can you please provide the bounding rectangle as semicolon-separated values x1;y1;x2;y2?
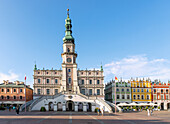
62;103;66;111
92;104;96;112
75;105;78;112
54;104;57;111
83;102;87;112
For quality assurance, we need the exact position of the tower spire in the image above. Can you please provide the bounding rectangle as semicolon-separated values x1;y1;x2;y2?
63;9;74;43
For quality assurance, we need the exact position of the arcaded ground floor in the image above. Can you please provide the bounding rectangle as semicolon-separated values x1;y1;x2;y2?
0;110;170;124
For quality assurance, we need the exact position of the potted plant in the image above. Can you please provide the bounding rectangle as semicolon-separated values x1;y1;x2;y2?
158;106;160;111
127;106;129;111
146;106;148;111
132;106;136;111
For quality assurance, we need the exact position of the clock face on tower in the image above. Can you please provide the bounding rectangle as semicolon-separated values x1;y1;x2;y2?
67;58;72;63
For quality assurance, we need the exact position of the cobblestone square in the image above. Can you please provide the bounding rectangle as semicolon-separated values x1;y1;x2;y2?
0;110;170;124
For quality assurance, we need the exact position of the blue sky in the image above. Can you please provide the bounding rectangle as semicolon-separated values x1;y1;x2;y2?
0;0;170;87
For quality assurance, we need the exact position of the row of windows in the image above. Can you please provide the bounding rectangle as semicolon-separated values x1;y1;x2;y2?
79;72;100;75
37;89;58;95
38;79;58;84
154;89;169;93
1;95;23;100
116;95;130;99
81;89;100;95
133;89;149;93
116;88;130;92
153;95;169;100
133;95;150;100
1;89;23;93
81;80;100;85
37;71;59;75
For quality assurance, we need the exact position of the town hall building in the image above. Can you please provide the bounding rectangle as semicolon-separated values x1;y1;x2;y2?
29;9;112;112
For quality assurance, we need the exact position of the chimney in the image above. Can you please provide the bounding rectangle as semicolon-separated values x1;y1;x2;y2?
27;85;30;88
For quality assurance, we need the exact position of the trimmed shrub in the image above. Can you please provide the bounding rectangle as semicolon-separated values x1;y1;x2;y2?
40;107;46;112
158;106;160;109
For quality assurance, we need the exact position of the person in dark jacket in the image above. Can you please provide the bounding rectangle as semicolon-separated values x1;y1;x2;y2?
16;106;19;115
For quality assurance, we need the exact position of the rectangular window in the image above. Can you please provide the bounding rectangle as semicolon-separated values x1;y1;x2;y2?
133;95;136;99
122;95;125;99
137;89;140;92
147;95;150;100
47;89;50;95
161;95;163;100
97;80;100;84
55;79;58;84
97;89;100;95
47;79;49;83
89;80;92;84
141;89;144;92
14;89;16;92
116;88;119;92
117;95;119;99
7;89;9;92
20;89;22;92
38;79;41;83
69;78;71;84
127;95;130;99
89;89;92;95
127;89;129;92
81;89;85;95
166;95;168;100
37;89;41;95
82;80;84;84
55;89;58;95
133;89;136;92
137;95;140;99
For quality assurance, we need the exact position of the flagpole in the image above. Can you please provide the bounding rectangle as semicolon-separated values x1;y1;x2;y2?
25;75;26;112
115;78;117;114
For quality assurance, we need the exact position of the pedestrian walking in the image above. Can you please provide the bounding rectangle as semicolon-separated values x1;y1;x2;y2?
147;109;150;116
100;106;104;116
150;109;153;116
97;108;100;116
16;106;20;115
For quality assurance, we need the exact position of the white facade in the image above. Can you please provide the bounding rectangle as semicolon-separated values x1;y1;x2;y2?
30;9;109;112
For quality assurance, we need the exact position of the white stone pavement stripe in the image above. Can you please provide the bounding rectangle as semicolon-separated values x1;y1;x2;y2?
85;113;104;124
69;112;72;124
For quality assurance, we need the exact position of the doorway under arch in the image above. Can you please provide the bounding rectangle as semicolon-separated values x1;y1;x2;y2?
87;103;92;112
49;102;54;111
66;100;74;111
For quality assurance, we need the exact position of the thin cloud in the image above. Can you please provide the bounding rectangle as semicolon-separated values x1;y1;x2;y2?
104;55;170;83
0;70;19;83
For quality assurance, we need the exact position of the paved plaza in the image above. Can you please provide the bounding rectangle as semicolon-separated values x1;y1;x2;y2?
0;110;170;124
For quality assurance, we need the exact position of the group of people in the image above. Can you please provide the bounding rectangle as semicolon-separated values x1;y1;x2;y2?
97;106;105;116
147;109;153;116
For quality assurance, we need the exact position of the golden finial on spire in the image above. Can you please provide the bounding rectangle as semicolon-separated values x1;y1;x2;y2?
67;9;69;17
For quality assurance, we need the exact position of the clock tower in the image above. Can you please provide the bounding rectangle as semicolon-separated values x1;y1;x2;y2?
61;9;79;93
